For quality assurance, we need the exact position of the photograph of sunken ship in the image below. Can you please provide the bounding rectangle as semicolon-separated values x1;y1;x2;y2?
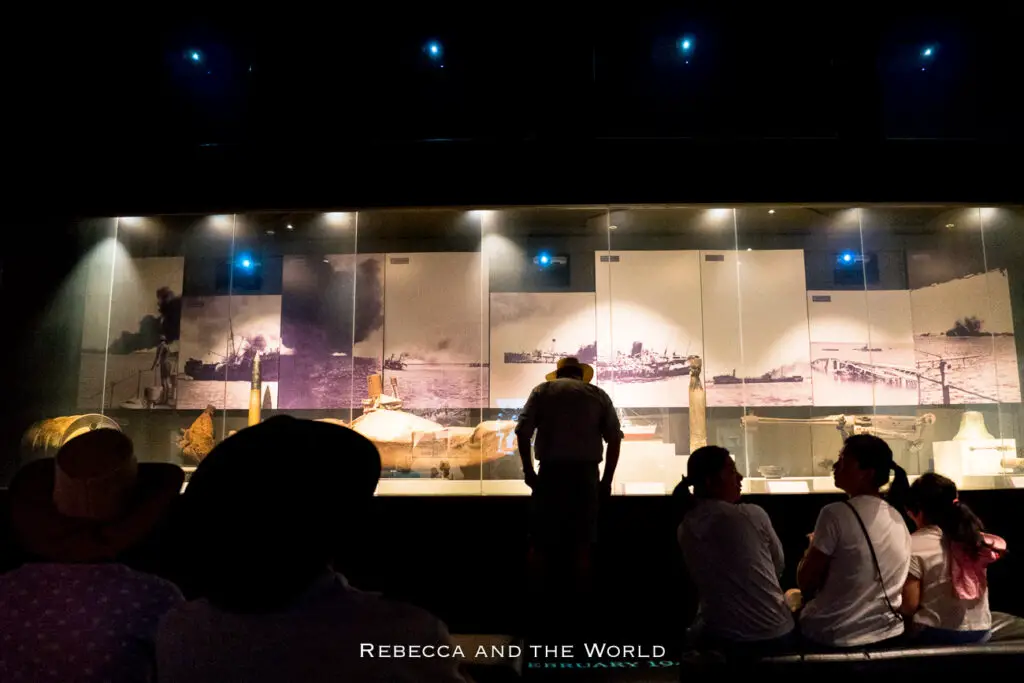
504;339;597;365
596;342;694;383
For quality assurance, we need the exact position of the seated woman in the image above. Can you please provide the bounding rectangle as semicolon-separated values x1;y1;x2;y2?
797;435;911;649
901;473;1006;644
675;446;795;655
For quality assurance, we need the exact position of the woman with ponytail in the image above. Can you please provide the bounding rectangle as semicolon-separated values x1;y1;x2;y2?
797;435;912;648
674;446;794;655
901;473;1007;644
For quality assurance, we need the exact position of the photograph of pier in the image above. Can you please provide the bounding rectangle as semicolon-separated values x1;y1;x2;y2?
595;250;703;407
807;290;918;406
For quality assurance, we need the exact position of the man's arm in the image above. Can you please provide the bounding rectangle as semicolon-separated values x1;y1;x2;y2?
515;389;541;488
599;393;623;493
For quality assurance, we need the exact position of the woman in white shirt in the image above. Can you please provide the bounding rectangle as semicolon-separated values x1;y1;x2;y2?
675;446;795;657
901;473;1007;644
796;435;912;649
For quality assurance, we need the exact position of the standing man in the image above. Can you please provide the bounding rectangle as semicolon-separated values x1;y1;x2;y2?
152;335;173;404
515;356;623;608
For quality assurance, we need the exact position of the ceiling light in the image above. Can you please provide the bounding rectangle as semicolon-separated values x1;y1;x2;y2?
286;224;293;230
768;209;775;215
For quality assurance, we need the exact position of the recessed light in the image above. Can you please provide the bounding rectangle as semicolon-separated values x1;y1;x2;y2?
608;225;618;231
286;224;293;230
768;209;775;215
946;223;955;228
266;229;275;235
747;248;752;251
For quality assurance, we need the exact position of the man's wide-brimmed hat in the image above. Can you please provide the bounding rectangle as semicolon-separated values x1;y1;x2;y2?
9;429;183;563
545;356;594;383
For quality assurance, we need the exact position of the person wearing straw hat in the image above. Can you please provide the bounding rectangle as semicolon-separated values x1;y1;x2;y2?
515;356;623;602
0;429;185;683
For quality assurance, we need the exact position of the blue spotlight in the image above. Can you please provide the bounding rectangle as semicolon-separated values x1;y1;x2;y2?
538;252;551;266
237;254;255;270
425;41;443;60
679;36;695;55
190;50;201;63
922;46;934;58
837;251;857;265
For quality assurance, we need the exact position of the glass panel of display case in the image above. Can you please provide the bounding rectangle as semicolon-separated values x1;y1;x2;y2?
351;209;486;495
599;208;710;494
726;208;831;493
971;206;1024;490
73;215;236;477
485;207;608;495
6;218;119;485
861;206;1014;491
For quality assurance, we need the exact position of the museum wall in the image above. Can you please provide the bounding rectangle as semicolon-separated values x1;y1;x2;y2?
6;206;1024;495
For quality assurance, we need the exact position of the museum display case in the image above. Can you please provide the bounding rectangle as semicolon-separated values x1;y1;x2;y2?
7;205;1024;495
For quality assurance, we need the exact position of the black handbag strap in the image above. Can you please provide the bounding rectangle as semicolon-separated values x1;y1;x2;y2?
843;500;904;623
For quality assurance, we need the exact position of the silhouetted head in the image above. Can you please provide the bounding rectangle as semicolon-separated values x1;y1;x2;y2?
673;446;741;519
907;472;989;557
179;415;381;612
546;356;594;383
834;434;909;505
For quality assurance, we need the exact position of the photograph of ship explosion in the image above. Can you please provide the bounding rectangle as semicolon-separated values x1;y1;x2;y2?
278;254;384;410
594;250;704;407
77;256;184;410
381;253;488;410
910;269;1020;404
176;295;282;409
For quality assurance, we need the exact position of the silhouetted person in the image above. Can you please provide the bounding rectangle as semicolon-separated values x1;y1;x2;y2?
1;430;184;682
675;446;794;657
901;472;1006;644
152;335;173;403
515;356;622;625
156;416;468;683
796;434;911;649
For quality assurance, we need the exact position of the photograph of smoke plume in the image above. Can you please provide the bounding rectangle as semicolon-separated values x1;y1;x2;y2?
382;252;487;409
910;269;1021;404
78;256;184;410
278;254;385;409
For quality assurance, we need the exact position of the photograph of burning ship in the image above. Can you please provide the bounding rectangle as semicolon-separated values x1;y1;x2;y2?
910;269;1020;404
277;254;384;409
381;253;488;409
77;256;184;410
595;250;704;407
176;295;282;409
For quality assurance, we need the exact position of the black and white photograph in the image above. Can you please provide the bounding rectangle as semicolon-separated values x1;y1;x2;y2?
490;292;597;407
700;249;813;406
595;250;703;407
382;252;488;409
278;254;384;409
176;295;282;409
910;269;1021;404
78;255;184;410
807;290;918;406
